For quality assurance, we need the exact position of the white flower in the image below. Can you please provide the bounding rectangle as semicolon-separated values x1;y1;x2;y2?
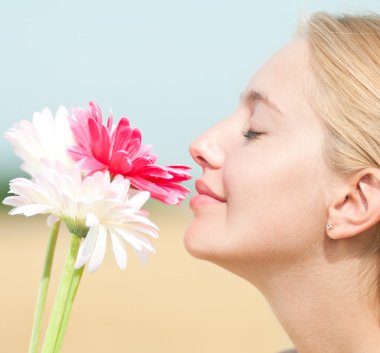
5;106;75;176
3;162;159;272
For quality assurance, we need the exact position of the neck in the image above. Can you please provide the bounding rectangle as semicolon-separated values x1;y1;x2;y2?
229;245;380;353
264;267;379;353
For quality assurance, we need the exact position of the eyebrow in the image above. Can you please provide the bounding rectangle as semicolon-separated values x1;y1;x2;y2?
240;89;284;116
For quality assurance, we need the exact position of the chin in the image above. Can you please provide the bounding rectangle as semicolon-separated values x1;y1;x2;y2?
183;218;238;265
183;220;212;260
184;203;230;256
183;223;254;284
185;219;289;268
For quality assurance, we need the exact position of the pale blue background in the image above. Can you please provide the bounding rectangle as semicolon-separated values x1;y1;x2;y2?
1;0;380;189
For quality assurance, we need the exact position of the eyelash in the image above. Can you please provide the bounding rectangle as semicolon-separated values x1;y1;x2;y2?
242;129;264;141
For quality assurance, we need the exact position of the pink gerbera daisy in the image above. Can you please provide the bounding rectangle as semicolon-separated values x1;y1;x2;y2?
67;102;191;204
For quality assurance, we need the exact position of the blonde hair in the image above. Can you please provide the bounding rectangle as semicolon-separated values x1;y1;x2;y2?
300;12;380;297
301;12;380;173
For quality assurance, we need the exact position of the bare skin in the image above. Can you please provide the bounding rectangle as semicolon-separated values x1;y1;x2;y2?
185;39;380;353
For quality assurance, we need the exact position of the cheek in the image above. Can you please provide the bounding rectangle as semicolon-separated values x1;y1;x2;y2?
223;140;328;262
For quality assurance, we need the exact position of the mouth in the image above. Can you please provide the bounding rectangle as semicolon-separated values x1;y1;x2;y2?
190;179;226;208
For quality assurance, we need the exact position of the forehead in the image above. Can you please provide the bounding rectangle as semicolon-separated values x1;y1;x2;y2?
246;39;311;118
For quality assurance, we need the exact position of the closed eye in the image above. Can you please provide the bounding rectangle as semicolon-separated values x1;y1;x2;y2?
242;129;264;141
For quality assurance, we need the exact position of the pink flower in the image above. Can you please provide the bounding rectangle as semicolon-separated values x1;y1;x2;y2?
68;102;191;204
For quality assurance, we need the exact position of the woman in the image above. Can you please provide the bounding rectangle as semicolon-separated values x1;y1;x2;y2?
185;12;380;353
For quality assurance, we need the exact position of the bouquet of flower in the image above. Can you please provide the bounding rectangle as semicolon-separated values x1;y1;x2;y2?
3;102;191;353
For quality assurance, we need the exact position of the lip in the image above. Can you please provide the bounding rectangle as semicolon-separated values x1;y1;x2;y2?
190;179;226;208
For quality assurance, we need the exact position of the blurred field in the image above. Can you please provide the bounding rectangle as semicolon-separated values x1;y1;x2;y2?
0;205;293;353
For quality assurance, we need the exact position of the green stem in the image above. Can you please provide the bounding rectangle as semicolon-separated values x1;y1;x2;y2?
41;233;81;353
28;221;60;353
53;265;85;353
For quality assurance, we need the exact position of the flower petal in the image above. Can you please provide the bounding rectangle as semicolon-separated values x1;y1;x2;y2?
88;225;107;272
115;228;143;251
75;225;99;269
133;247;150;264
47;214;59;227
109;151;132;174
9;204;52;217
85;213;99;227
110;232;127;269
128;191;150;210
76;157;106;172
68;101;191;204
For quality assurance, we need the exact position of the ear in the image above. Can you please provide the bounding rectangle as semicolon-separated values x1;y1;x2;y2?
327;169;380;240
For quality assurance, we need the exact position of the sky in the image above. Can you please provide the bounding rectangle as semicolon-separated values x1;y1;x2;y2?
1;0;380;186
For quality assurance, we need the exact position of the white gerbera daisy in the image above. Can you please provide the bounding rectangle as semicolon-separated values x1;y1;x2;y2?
3;162;159;272
5;106;75;176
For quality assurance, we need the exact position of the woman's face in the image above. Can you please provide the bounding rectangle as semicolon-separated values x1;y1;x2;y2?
185;40;336;276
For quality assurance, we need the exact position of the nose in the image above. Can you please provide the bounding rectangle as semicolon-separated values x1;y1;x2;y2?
189;124;225;169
